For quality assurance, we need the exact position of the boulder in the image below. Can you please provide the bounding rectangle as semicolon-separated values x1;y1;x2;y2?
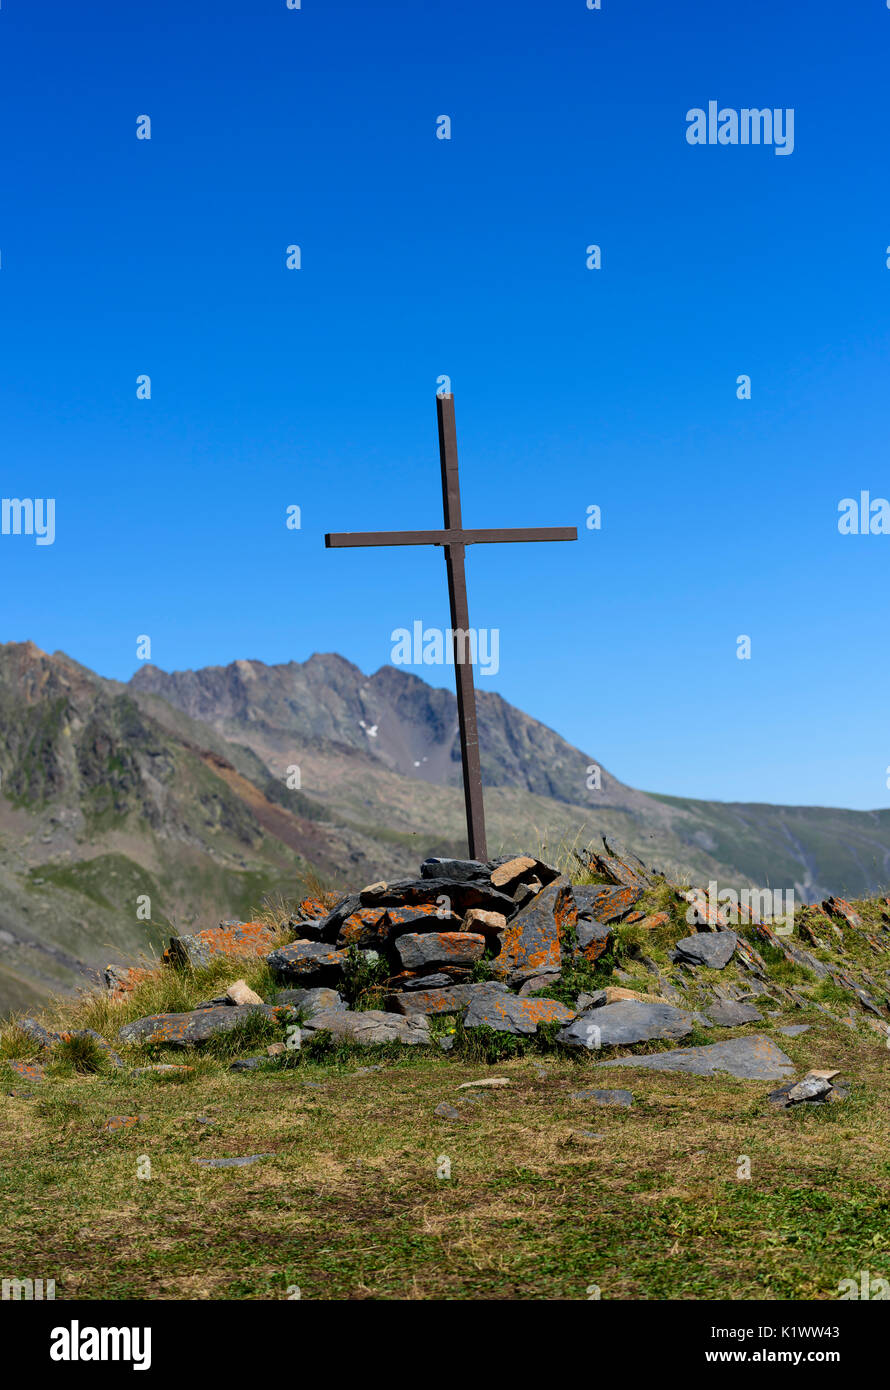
390;981;511;1016
491;877;575;984
674;931;738;969
596;1034;795;1081
301;1008;431;1045
393;931;485;971
266;942;348;983
557;1000;696;1050
164;921;276;968
118;1004;281;1047
463;992;576;1036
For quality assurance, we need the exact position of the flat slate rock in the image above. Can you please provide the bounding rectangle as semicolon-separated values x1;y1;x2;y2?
266;942;348;982
597;1034;795;1081
674;932;738;969
394;931;485;971
301;1008;431;1045
194;1153;272;1168
390;981;510;1016
463;992;575;1036
420;858;491;884
706;999;763;1026
557;1000;696;1050
778;1024;811;1037
359;877;516;917
118;1004;280;1047
570;1087;634;1108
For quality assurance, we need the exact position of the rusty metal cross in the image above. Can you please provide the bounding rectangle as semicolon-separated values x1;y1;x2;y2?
325;393;577;860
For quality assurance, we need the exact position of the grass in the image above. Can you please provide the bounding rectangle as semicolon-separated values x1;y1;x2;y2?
2;878;890;1299
1;1008;888;1299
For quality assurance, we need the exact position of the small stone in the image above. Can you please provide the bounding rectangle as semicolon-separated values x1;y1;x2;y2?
434;1102;461;1119
457;1077;511;1089
229;1056;264;1071
266;1043;285;1057
194;1153;272;1168
778;1024;811;1037
7;1060;45;1083
102;1114;139;1133
226;979;264;1007
518;972;563;996
570;1088;634;1108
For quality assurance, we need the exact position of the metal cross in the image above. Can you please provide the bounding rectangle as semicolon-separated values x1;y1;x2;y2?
325;393;577;860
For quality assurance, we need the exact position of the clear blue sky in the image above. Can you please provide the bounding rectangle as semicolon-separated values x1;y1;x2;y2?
2;0;889;810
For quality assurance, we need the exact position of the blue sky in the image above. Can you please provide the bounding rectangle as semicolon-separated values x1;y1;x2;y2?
2;0;890;809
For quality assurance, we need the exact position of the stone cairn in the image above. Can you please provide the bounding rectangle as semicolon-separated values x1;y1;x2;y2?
9;836;889;1101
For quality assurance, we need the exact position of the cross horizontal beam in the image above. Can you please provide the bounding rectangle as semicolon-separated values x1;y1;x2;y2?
325;526;577;549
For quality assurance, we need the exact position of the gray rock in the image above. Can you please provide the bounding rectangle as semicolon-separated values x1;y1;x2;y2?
266;942;348;983
576;920;613;952
420;858;491;883
768;1077;833;1107
518;972;563;996
118;1006;278;1045
390;981;510;1016
119;1004;280;1047
706;1000;763;1026
229;1056;265;1071
778;1024;811;1037
273;987;346;1017
301;1008;431;1045
674;932;738;969
557;1000;696;1050
400;973;452;991
394;931;485;971
597;1034;796;1081
463;992;576;1036
434;1102;462;1119
570;1088;634;1108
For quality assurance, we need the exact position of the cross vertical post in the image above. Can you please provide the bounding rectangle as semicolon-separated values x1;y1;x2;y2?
324;393;578;861
437;394;487;860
